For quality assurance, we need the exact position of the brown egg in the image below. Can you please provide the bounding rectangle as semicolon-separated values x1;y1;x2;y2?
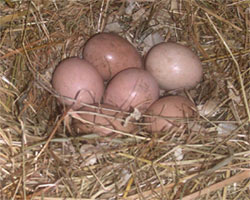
145;42;203;90
52;57;104;109
83;32;143;80
144;96;196;133
73;104;136;136
103;68;159;113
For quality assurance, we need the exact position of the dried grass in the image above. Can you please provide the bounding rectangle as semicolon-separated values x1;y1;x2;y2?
0;0;249;199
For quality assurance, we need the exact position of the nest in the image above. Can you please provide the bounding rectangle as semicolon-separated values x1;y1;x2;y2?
0;0;249;199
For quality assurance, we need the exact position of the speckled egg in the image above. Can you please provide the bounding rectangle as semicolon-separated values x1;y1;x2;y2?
144;96;197;133
145;42;203;90
52;57;104;109
83;32;143;80
104;68;159;113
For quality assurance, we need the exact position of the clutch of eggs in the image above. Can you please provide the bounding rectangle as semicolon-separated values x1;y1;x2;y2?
51;32;202;135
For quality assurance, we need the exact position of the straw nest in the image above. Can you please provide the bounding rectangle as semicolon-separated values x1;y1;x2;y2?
0;0;249;199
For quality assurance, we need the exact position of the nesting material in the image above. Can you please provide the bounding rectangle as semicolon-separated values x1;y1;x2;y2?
0;1;249;200
72;104;137;136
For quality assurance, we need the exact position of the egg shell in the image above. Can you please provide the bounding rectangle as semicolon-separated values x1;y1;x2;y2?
73;104;136;136
83;32;143;80
144;96;196;133
145;42;203;90
52;57;104;109
103;68;159;113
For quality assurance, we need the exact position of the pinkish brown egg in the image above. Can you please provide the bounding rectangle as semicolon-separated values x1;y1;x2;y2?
145;42;203;90
82;32;143;80
52;57;104;109
73;104;136;136
103;68;159;113
144;96;196;133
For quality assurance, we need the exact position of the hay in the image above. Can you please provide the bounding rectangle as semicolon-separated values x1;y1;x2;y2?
0;0;249;199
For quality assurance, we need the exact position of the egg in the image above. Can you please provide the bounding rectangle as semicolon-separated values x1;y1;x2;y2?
145;42;203;90
144;96;196;133
73;104;136;136
103;68;159;113
82;32;143;80
52;57;104;109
